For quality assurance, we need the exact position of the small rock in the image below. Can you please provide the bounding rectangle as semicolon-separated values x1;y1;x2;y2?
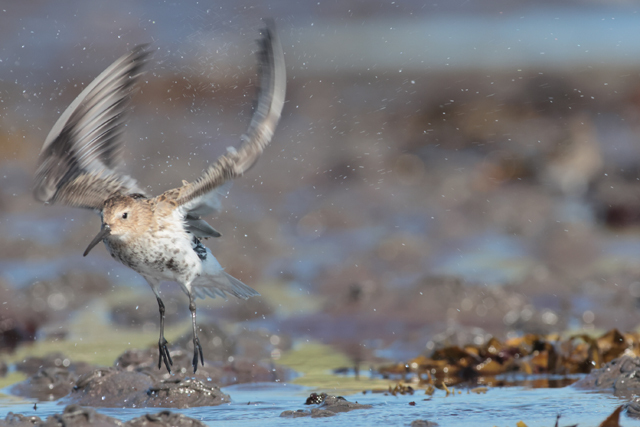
124;411;205;427
627;400;640;419
280;410;312;418
11;367;77;401
0;413;42;427
318;394;372;413
411;420;439;427
139;378;230;408
309;409;337;418
39;405;123;427
574;355;640;397
280;393;372;418
279;409;336;418
68;368;154;407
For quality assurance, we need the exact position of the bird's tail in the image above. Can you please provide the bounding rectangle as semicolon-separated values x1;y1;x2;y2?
192;271;259;300
191;252;259;300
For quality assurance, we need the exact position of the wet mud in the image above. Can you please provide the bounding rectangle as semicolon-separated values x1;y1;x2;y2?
8;345;294;409
0;405;206;427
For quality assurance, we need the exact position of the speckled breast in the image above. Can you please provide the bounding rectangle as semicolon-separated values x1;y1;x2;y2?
103;232;202;284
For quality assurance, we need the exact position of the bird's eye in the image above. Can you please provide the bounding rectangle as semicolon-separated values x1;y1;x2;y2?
122;212;128;219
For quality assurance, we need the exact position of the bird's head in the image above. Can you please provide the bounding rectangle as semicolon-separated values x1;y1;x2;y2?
83;194;148;256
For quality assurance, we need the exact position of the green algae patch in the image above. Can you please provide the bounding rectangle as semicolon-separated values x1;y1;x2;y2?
277;342;389;393
258;280;325;317
7;302;185;368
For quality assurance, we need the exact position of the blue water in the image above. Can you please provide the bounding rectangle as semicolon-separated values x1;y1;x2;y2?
0;382;636;427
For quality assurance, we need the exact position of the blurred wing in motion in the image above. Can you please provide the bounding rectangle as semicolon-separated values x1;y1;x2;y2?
169;19;286;216
33;45;152;210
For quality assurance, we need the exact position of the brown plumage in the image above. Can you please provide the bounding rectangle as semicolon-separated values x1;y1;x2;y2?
32;20;286;373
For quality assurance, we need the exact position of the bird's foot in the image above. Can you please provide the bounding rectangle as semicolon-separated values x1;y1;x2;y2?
158;337;173;373
192;337;204;373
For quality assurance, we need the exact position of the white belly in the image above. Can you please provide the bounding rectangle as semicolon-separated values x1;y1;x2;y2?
104;228;203;286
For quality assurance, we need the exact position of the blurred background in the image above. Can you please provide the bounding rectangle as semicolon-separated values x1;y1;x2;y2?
2;0;640;369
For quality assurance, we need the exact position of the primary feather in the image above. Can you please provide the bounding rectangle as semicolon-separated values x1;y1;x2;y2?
171;19;286;208
33;45;151;210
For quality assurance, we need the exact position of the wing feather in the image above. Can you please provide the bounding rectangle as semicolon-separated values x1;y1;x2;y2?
169;19;286;211
33;45;152;210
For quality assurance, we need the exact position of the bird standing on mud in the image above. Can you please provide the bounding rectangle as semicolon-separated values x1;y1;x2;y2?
32;21;286;373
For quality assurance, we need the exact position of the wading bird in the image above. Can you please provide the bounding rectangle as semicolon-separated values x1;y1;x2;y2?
33;21;286;373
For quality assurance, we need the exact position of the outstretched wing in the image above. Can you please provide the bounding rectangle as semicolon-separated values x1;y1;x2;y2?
165;20;286;218
33;45;152;210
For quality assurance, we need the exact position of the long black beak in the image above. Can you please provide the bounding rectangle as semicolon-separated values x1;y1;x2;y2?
83;225;111;257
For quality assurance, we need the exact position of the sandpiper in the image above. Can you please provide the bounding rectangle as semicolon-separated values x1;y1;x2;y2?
32;21;286;373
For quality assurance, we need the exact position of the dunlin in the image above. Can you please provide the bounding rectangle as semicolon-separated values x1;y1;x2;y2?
33;21;286;373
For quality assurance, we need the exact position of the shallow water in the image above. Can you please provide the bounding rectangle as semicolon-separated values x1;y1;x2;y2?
0;381;636;426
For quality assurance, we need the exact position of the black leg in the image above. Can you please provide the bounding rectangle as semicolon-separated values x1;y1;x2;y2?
157;296;173;373
189;293;204;373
